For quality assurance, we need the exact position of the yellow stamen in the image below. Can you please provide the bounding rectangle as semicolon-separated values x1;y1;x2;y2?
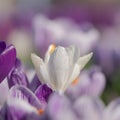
49;44;56;54
38;109;44;115
72;77;79;85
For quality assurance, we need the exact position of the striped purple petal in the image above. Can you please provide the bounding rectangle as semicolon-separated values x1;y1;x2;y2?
7;59;29;88
35;84;53;103
8;85;42;109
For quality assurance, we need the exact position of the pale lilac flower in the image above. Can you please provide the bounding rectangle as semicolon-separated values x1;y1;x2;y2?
33;15;99;57
66;66;106;100
93;26;120;76
104;98;120;120
31;45;93;94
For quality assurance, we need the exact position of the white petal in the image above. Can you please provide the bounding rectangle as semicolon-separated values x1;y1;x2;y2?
31;53;45;83
66;46;80;65
31;53;51;85
7;98;37;113
39;63;51;85
65;46;75;68
62;64;80;92
48;46;69;92
77;52;93;70
31;53;43;69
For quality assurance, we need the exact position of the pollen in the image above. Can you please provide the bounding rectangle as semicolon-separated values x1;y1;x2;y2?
38;109;44;115
49;44;56;54
72;77;79;85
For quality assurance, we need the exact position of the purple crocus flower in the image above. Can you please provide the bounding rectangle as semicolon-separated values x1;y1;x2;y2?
7;59;29;88
0;85;45;120
66;66;106;100
0;41;16;83
7;59;53;104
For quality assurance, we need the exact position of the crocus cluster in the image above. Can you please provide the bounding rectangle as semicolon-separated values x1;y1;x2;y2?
0;41;120;120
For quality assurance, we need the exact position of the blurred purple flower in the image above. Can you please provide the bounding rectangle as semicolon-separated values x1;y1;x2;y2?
0;41;16;83
7;59;29;88
33;15;99;57
104;98;120;120
44;93;104;120
66;66;106;100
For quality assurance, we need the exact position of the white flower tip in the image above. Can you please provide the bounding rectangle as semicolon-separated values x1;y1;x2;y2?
31;53;43;68
88;52;93;59
77;52;93;70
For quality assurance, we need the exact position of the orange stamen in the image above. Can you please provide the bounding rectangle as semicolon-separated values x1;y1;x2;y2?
38;109;44;115
72;77;79;85
49;44;56;54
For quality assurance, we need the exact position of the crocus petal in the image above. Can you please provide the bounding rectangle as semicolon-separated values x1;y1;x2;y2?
0;41;6;54
62;64;80;92
48;46;69;92
0;79;9;105
31;53;49;84
0;45;16;83
77;52;93;70
30;74;41;92
0;98;38;120
35;84;53;103
8;85;42;109
7;59;29;88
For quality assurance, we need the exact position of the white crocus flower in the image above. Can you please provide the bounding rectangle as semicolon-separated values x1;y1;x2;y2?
31;44;93;94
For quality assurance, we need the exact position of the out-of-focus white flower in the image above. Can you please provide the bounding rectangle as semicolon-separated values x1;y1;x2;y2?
31;44;93;94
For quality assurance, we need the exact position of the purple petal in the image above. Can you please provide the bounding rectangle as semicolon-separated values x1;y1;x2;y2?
7;59;29;88
0;45;16;83
0;41;6;54
0;98;38;120
35;84;53;103
30;74;41;92
8;85;43;109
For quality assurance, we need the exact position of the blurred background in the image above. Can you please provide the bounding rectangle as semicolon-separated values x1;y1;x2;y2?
1;0;120;104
